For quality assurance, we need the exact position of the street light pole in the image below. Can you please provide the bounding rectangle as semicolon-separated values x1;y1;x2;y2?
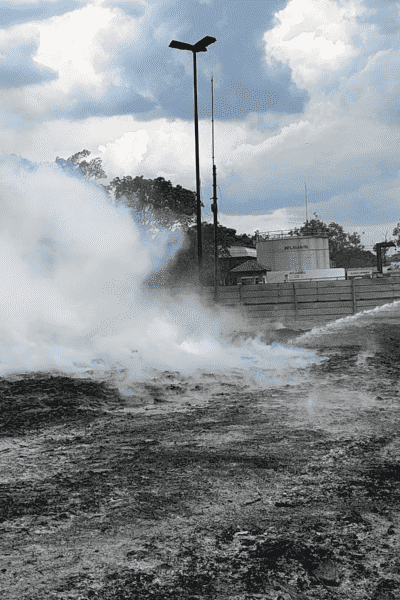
192;50;202;277
169;36;216;286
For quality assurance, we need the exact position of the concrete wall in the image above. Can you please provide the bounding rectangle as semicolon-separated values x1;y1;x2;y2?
256;236;330;272
199;276;400;322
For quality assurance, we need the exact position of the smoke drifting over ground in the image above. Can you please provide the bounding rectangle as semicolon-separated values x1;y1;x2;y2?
0;155;322;389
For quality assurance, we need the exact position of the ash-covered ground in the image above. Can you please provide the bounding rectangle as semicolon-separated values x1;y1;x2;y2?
1;307;400;600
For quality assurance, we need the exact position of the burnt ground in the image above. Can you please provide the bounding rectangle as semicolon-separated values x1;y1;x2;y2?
1;321;400;599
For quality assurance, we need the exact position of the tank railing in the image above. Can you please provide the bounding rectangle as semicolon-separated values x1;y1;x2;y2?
255;230;328;241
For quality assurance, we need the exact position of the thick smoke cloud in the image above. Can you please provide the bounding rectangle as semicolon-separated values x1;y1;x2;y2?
0;154;321;386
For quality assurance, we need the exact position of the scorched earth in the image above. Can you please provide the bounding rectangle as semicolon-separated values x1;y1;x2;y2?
1;309;400;600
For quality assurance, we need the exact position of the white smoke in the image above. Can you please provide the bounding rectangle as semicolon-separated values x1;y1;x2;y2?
0;154;322;386
293;300;400;345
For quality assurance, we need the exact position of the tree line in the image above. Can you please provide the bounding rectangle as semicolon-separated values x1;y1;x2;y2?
56;150;394;285
289;213;377;269
55;149;256;286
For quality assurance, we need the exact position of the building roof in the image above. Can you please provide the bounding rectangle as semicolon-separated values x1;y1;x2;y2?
230;260;270;273
255;230;329;240
228;246;257;257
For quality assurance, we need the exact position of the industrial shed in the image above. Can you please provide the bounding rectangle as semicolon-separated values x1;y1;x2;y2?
230;260;270;285
218;247;258;285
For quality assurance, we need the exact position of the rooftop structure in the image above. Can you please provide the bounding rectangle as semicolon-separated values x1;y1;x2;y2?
255;229;328;242
230;260;270;286
230;260;269;273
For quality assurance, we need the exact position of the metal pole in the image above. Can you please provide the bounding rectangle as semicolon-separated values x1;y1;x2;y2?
212;164;219;301
211;76;219;302
192;51;202;283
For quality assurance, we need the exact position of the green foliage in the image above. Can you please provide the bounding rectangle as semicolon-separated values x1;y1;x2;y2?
56;149;107;181
55;151;197;234
198;223;255;260
160;223;256;287
290;213;376;269
393;223;400;247
56;150;386;276
106;175;197;232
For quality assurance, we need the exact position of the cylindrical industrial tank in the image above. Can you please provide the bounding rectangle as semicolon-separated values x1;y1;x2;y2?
256;236;329;272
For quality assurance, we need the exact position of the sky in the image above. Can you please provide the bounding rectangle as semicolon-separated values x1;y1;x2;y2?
1;0;400;251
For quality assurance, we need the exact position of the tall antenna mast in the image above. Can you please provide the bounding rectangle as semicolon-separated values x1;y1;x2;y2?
210;75;219;301
211;76;215;168
305;181;308;224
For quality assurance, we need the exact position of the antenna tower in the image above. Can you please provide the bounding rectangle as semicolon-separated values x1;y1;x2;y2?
212;77;215;169
210;76;219;300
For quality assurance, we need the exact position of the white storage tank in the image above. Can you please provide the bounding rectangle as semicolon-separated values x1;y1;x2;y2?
256;235;330;272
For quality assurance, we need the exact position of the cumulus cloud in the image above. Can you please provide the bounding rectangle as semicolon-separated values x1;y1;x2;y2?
335;47;400;127
219;208;299;236
263;0;370;88
0;0;310;124
3;98;400;231
0;23;58;89
0;2;158;122
1;0;400;245
99;130;150;175
4;0;65;4
1;1;80;27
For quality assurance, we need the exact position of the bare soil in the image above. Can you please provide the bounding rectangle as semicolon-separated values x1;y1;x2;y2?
1;321;400;599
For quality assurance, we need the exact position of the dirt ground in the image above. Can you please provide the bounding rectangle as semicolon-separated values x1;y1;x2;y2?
1;316;400;599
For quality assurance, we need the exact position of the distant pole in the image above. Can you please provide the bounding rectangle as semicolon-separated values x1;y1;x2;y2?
193;51;203;283
210;76;219;301
305;182;308;224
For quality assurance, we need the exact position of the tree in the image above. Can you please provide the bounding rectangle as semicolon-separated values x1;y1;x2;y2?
55;150;107;181
155;223;256;288
289;213;376;268
393;223;400;247
106;175;197;232
198;224;254;259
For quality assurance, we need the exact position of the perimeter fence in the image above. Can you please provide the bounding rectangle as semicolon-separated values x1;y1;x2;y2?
192;276;400;322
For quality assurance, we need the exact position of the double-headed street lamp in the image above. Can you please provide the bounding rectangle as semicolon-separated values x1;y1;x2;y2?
169;35;216;284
